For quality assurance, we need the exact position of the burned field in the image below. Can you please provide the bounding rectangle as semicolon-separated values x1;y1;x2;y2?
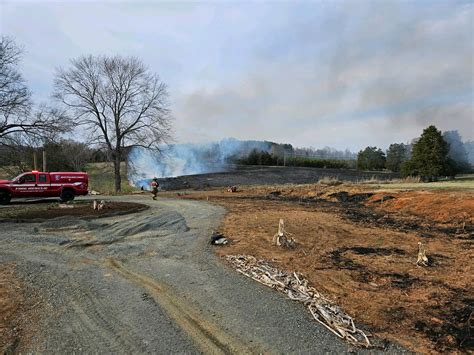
155;165;398;191
169;184;474;353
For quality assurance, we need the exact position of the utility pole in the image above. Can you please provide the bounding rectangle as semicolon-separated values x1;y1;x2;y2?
42;150;47;172
33;151;37;170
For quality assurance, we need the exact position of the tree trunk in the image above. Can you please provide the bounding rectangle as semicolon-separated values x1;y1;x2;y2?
114;153;122;193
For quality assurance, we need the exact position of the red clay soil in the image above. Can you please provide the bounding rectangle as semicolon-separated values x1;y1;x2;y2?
365;190;473;226
169;185;474;354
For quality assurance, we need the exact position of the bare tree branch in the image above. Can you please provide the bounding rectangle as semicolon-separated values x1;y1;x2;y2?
0;36;70;145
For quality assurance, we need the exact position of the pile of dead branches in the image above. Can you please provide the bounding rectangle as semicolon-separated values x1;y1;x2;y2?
226;255;371;347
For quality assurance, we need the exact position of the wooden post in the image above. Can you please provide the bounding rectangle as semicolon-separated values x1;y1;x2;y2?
42;150;47;172
33;151;37;170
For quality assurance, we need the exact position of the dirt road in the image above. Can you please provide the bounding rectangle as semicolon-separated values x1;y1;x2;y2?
0;196;402;353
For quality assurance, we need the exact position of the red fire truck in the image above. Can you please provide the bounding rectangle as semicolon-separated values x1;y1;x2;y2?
0;171;89;204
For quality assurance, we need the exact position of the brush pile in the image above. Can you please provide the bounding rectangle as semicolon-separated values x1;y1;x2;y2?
226;254;371;347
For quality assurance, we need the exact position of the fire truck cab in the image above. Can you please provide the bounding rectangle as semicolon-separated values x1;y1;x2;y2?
0;171;89;204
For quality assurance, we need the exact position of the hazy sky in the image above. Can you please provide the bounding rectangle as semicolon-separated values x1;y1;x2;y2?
1;0;473;151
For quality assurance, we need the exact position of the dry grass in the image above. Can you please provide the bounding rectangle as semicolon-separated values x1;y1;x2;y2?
363;175;473;190
318;176;343;186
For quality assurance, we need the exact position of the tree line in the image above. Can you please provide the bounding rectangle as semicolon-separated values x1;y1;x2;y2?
356;126;472;180
238;149;354;169
237;126;472;181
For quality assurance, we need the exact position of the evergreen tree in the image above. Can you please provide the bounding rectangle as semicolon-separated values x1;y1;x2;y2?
357;146;386;170
403;125;451;180
385;143;409;172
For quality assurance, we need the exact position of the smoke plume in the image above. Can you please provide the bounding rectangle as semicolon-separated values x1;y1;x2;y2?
128;138;271;188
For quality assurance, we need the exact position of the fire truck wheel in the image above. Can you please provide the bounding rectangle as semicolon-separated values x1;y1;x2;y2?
60;189;75;202
0;190;11;205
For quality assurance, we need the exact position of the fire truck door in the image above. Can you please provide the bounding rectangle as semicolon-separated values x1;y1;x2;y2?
37;173;53;196
11;173;38;196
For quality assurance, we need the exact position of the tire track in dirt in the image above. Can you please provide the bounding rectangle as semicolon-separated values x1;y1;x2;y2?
106;258;253;355
66;283;147;352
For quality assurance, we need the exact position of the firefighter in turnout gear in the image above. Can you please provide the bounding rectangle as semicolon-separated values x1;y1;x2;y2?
150;178;159;200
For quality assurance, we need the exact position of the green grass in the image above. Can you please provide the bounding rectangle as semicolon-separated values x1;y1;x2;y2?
366;174;474;190
85;162;138;195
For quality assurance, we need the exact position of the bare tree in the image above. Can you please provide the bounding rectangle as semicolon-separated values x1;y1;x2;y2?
0;37;69;144
60;139;93;171
54;55;172;192
0;36;30;118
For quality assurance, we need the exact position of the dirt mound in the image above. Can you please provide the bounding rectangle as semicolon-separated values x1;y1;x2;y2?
38;216;104;231
106;211;189;237
366;190;474;226
55;210;190;249
0;201;148;222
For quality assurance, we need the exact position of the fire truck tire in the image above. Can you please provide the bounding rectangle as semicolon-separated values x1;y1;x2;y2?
60;189;75;202
0;190;11;205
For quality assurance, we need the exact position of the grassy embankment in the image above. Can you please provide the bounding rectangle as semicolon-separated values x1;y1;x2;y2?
366;174;474;190
85;162;138;195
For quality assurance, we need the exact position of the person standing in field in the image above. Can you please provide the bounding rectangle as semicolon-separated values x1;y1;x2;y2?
150;177;159;200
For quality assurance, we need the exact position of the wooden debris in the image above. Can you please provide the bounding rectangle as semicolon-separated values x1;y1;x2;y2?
97;200;106;211
226;255;371;347
416;242;429;266
58;204;74;209
273;219;296;248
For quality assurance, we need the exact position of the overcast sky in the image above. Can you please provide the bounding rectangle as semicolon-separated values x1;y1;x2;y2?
1;0;473;151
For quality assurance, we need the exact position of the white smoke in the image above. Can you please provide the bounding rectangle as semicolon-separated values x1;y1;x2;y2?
128;138;271;187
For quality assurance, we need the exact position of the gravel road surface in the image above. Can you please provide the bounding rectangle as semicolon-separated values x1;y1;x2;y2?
0;196;404;353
